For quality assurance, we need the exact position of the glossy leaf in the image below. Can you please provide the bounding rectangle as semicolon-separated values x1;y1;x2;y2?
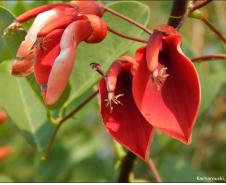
196;63;226;115
0;6;25;62
0;61;54;151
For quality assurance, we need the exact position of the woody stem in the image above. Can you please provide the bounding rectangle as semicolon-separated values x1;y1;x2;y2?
117;150;136;182
191;54;226;63
104;6;152;35
42;90;99;161
168;0;189;28
201;17;226;44
108;26;148;43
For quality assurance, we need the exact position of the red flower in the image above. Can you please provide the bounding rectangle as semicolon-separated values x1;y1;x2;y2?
10;1;104;77
133;25;201;144
34;14;107;105
8;1;107;105
10;3;79;76
99;57;154;160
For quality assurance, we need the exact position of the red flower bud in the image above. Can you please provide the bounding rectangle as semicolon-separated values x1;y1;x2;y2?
0;109;8;124
85;14;107;43
0;146;13;160
68;0;105;17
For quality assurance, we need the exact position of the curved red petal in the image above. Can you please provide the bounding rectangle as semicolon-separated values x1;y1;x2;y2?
133;35;201;144
45;19;92;105
99;63;154;160
15;3;72;23
146;32;163;72
34;28;64;98
15;7;76;60
37;14;80;38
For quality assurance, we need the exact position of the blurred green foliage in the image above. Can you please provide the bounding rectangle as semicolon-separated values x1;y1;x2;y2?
0;0;225;182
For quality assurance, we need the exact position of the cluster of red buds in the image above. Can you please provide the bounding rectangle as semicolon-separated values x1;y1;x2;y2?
5;1;201;161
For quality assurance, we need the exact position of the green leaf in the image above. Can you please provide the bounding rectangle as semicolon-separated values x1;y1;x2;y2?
197;63;226;116
0;61;54;151
65;1;150;110
0;6;25;62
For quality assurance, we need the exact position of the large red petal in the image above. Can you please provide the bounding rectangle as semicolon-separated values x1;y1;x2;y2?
133;36;200;144
99;65;154;160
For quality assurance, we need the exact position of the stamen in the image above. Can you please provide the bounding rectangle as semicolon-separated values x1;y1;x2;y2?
30;36;51;52
151;67;169;91
90;62;105;76
104;92;124;113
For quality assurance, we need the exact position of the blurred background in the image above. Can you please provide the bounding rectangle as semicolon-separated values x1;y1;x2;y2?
0;0;225;182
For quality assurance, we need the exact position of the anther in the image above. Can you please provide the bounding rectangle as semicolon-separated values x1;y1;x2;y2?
30;37;50;52
151;67;169;91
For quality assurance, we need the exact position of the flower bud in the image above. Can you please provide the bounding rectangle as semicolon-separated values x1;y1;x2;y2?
68;0;105;17
85;14;107;43
0;110;8;124
0;146;13;160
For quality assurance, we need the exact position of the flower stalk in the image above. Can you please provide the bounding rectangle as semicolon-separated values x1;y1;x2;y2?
201;17;226;44
42;90;99;161
108;26;148;43
104;6;152;34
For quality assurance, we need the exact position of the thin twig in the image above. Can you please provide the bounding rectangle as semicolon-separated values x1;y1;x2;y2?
42;90;99;162
146;158;162;182
117;151;136;182
104;6;152;35
191;0;213;12
191;54;226;63
201;17;226;44
108;26;148;43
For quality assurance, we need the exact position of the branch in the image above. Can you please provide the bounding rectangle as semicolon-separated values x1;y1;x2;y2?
191;54;226;63
42;90;99;161
201;17;226;44
167;0;189;28
104;6;152;35
108;26;148;43
117;150;136;182
191;0;213;12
